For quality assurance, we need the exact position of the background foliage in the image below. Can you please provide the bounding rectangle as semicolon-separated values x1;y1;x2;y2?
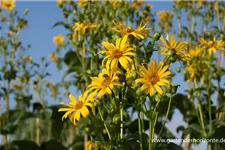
1;1;225;150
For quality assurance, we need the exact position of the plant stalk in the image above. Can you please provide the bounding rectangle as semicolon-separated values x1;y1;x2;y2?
138;112;143;150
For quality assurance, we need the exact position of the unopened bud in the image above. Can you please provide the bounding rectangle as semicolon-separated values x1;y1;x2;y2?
152;32;161;41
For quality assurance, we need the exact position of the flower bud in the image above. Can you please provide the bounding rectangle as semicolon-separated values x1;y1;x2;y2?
155;94;161;102
171;85;179;94
113;114;121;124
23;8;29;15
176;67;181;73
168;55;177;63
63;11;69;18
152;32;161;41
167;49;176;56
84;127;92;134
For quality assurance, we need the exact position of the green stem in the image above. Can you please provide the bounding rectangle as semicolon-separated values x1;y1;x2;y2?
157;94;172;139
141;111;145;133
149;115;154;150
138;112;143;150
3;135;8;150
195;79;206;136
98;107;111;140
207;58;212;134
89;116;105;142
36;118;40;145
3;81;11;150
198;103;207;137
153;112;158;140
148;99;154;150
120;101;123;139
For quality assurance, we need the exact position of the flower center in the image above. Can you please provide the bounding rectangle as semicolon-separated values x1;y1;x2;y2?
208;41;216;48
5;4;12;7
112;49;123;58
149;74;160;85
126;27;134;33
101;74;111;87
75;101;83;110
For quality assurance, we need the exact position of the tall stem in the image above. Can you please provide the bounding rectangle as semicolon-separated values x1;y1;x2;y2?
195;79;206;137
149;115;153;150
98;107;111;140
148;99;154;150
3;81;10;150
207;58;212;134
138;112;143;150
120;101;123;139
3;135;8;150
36;118;40;145
157;94;172;139
198;103;206;136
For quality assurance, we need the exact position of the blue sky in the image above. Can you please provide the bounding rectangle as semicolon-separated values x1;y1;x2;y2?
1;1;205;149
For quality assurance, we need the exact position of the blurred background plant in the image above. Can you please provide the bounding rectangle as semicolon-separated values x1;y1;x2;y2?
0;0;225;150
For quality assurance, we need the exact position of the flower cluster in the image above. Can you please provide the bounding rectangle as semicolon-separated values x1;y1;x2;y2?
0;0;15;11
58;20;174;125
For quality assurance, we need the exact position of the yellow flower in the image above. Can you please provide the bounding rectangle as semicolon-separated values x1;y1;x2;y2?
12;83;23;91
135;60;171;96
57;0;65;6
200;37;225;55
1;0;15;11
132;0;145;8
146;4;153;9
186;64;196;82
159;34;188;58
185;61;208;82
181;46;203;64
112;21;151;39
85;141;98;150
22;56;32;63
77;0;87;7
187;46;203;58
88;68;121;98
157;11;173;22
58;93;95;125
53;34;64;45
108;0;125;8
101;36;136;70
49;52;57;63
77;0;90;7
125;64;136;79
73;23;97;35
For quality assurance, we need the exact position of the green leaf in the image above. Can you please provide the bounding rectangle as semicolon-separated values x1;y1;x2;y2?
41;140;67;150
176;125;185;134
13;140;41;150
168;143;183;150
51;21;70;29
1;124;18;135
172;94;196;123
64;51;81;66
4;68;17;81
0;110;20;134
119;132;148;150
20;111;36;120
125;119;149;133
155;122;176;139
0;110;38;135
62;51;83;79
181;123;202;139
213;120;225;127
49;105;65;140
216;105;225;113
15;94;32;107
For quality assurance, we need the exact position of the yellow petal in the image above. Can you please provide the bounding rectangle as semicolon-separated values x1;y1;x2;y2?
81;106;90;118
69;94;77;103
